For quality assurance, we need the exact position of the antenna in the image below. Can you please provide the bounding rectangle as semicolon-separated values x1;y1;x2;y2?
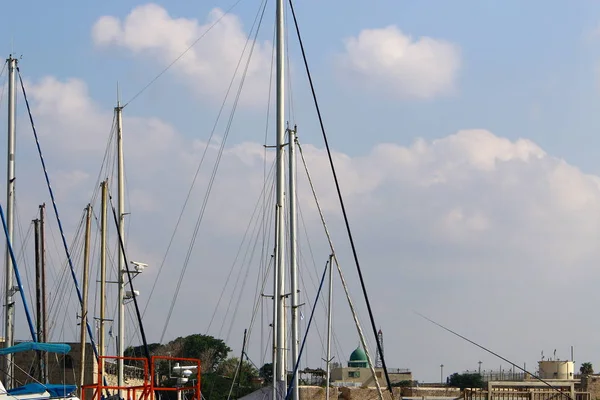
375;328;384;368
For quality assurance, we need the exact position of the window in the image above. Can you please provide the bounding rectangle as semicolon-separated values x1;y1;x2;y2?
348;371;360;378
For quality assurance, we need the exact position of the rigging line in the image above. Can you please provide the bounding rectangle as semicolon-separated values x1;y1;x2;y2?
287;1;393;394
297;141;382;398
415;312;572;400
206;159;276;334
142;0;267;319
260;17;276;366
285;257;329;400
220;163;276;339
246;255;274;339
159;0;270;344
16;68;101;360
108;192;151;363
223;190;273;343
46;207;86;324
123;0;246;107
0;202;37;341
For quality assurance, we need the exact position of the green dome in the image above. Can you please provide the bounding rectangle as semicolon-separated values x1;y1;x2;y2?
348;347;368;368
349;347;367;362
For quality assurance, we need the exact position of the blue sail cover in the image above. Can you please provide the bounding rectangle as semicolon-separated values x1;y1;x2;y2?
0;342;71;355
7;383;77;397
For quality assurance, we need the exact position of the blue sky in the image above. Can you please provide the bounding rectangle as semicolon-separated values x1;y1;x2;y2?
5;1;600;168
2;0;600;384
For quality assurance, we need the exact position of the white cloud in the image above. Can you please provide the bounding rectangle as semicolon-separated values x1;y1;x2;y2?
337;25;461;99
17;74;600;383
92;4;273;106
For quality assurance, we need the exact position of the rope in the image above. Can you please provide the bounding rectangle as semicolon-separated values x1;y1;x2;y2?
0;200;37;341
159;0;269;343
285;258;329;400
16;69;101;360
287;0;393;394
142;0;267;320
296;141;383;400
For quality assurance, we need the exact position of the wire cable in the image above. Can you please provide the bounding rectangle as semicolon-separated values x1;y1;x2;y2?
123;0;246;107
287;0;393;393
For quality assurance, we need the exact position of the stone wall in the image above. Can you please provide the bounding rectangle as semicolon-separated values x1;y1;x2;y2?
581;375;600;400
400;386;461;398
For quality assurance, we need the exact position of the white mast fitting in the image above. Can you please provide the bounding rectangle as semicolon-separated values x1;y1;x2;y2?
4;55;17;389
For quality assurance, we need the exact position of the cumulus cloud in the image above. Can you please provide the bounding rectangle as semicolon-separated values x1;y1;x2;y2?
337;25;461;99
92;4;272;106
17;74;600;382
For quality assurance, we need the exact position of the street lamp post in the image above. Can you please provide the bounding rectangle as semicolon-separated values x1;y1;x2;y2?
440;364;444;384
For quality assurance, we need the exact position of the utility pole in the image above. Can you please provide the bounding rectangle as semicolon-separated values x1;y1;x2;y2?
478;361;482;375
4;54;17;389
79;205;92;395
440;364;444;384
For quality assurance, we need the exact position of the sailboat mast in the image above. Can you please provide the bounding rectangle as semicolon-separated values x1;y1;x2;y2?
99;180;108;380
79;204;92;395
40;203;48;383
4;55;17;389
116;98;126;396
274;0;287;397
34;217;42;381
288;126;299;400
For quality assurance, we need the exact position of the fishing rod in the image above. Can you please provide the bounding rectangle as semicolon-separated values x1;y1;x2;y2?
415;311;572;400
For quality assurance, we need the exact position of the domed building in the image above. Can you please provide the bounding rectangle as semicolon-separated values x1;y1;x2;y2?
330;346;412;388
348;347;368;368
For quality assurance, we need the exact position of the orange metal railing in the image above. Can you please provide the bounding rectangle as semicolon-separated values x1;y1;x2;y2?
81;355;201;400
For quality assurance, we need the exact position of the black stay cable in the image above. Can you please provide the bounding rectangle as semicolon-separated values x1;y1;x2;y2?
287;0;393;394
416;312;571;400
108;193;151;364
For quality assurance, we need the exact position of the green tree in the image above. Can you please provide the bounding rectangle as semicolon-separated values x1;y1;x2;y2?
259;363;273;385
181;334;231;372
448;373;484;390
581;362;594;375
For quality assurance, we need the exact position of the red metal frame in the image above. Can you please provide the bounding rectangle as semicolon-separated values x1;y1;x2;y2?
81;355;201;400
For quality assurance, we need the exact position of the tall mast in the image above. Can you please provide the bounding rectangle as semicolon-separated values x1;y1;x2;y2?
99;180;108;382
34;217;42;381
40;204;48;382
4;55;17;389
79;204;92;395
116;96;126;396
274;0;287;398
288;126;299;400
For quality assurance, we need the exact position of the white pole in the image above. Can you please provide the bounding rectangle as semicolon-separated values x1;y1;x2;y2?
4;55;17;389
275;0;287;397
325;255;334;400
116;99;126;398
289;127;299;400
